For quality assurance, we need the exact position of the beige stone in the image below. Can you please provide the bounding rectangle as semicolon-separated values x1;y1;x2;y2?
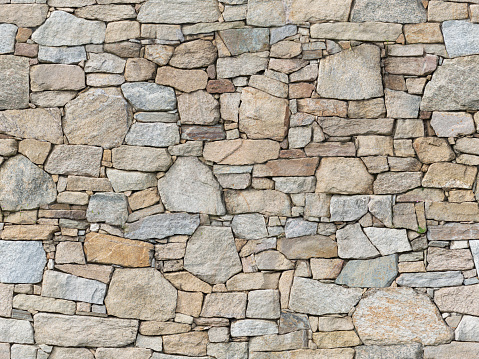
226;272;281;291
204;139;280;165
311;258;344;280
17;139;51;165
289;0;352;22
156;66;207;93
66;176;113;192
427;247;474;271
435;284;479;316
413;137;455;164
178;90;219;125
13;294;76;315
297;98;348;117
144;44;174;66
428;1;468;22
404;23;444;43
422;163;477;189
1;225;58;240
254;158;319;177
169;39;217;69
163;332;208;356
225;189;291;216
30;64;85;91
139;321;190;336
313;331;361;349
201;292;246;318
54;264;113;284
128;187;160;211
317;317;354;332
427;202;479;221
56;242;85;265
56;191;89;206
124;58;156;82
0;4;48;27
0;284;13;317
176;290;203;317
277;236;337;259
95;348;151;359
163;271;212;293
105;21;140;43
356;136;394;157
373;172;422;194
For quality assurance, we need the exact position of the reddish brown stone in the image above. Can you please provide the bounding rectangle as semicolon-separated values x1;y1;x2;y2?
181;125;226;141
297;98;347;117
38;209;86;220
289;83;315;99
206;79;235;93
305;142;356;157
384;74;407;91
385;55;438;76
14;43;38;57
279;149;306;158
253;157;319;177
16;28;32;42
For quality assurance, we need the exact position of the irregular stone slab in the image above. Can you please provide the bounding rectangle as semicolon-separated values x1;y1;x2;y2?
316;157;374;194
413;137;455;164
356;344;423;359
255;250;294;271
49;347;95;359
455;316;479;342
428;223;479;241
0;241;46;283
289;0;352;22
455;137;479;155
336;224;380;259
112;146;172;172
231;213;268;240
156;67;207;93
0;4;48;27
208;342;248;359
249;349;355;359
178;90;219;125
30;64;85;91
353;288;453;345
203;139;279;165
54;264;113;284
246;0;286;27
421;55;479;111
396;271;463;287
385;89;421;118
169;40;217;69
220;28;269;56
384;55;437;76
201;292;247;318
0;24;17;54
0;318;33;344
225;190;291;216
330;195;369;222
121;82;176;111
274;177;316;193
430;112;475;137
216;53;268;78
12;294;76;315
373;172;422;194
231;319;278;337
318;44;382;100
96;348;152;359
443;20;479;58
86;193;128;226
336;255;397;288
277;235;337;259
45;145;102;177
125;213;200;240
424;342;479;359
125;122;180;147
249;331;308;352
163;332;208;356
351;0;426;23
107;168;157;192
42;270;107;305
426;202;479;222
422;163;476;189
318;118;394;137
247;290;280;319
30;91;77;108
311;22;402;42
368;195;393;227
0;55;29;110
137;0;220;23
184;226;242;284
226;272;280;292
239;87;289;141
85;53;125;74
363;227;412;255
254;158;319;177
284;219;317;238
313;331;361;349
0;108;62;143
38;45;87;64
74;5;137;22
435;284;479;316
105;268;177;321
0;155;56;211
289;277;363;316
34;313;138;347
1;224;58;240
158;157;225;215
32;11;105;46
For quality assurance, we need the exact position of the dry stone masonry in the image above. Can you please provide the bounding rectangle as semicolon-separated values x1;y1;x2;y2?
1;0;479;358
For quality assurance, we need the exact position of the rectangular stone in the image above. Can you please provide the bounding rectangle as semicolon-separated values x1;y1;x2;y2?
249;348;355;359
311;22;402;41
12;294;76;315
428;223;479;241
396;271;464;287
0;4;48;27
0;317;33;344
384;56;437;76
253;158;319;177
426;202;479;222
53;264;113;284
318;118;394;137
0;225;58;240
297;98;347;117
66;176;113;191
249;331;308;352
304;142;355;157
0;283;13;317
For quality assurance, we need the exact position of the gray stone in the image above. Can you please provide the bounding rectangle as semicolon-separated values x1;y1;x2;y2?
95;348;152;359
430;112;475;137
231;319;278;337
289;277;363;315
247;290;281;319
220;28;269;56
207;342;248;359
106;168;157;192
64;87;132;149
169;39;217;69
0;155;56;211
30;91;77;108
336;224;380;259
38;46;87;64
304;193;331;218
231;213;268;240
368;195;393;227
0;241;46;284
0;24;17;54
336;255;398;288
311;22;403;42
11;345;36;359
0;55;29;110
0;318;33;344
421;55;479;111
217;54;268;78
455;315;479;341
136;335;163;352
279;312;310;334
363;227;412;255
178;90;219;125
32;11;106;46
356;344;423;359
184;226;242;284
270;25;297;44
424;342;479;359
105;268;177;321
443;20;479;58
45;145;102;177
289;0;353;23
74;5;137;22
125;122;180;147
330;195;369;222
87;193;128;226
125;213;200;240
351;0;427;23
284;218;317;238
34;313;138;347
396;271;463;287
121;82;176;111
112;146;172;172
201;292;246;319
385;89;421;118
137;0;220;23
158;157;226;215
85;52;126;73
30;64;85;92
319;118;394;137
12;294;76;315
277;235;337;260
246;0;286;27
273;177;316;194
373;172;422;194
42;270;107;305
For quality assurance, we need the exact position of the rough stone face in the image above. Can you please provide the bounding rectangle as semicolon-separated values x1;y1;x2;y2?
315;157;374;194
231;319;278;337
121;82;176;111
317;44;383;100
0;24;17;54
0;241;46;284
125;213;200;240
158;157;225;215
443;20;479;58
31;64;85;91
311;22;402;42
125;122;180;147
34;313;138;347
0;318;34;344
231;213;268;240
184;226;242;284
45;145;102;177
289;277;363;315
247;290;281;319
105;268;177;321
336;255;397;288
351;0;427;23
169;40;217;69
422;163;477;189
289;0;353;22
225;190;291;216
208;342;248;359
0;155;56;211
363;227;412;255
156;67;207;93
353;288;453;345
430;112;475;137
112;146;172;172
0;4;48;27
162;332;208;356
38;46;87;64
373;172;422;194
12;294;76;315
217;54;268;78
49;347;95;359
86;193;128;226
95;348;152;359
424;342;479;359
396;271;464;287
201;292;247;318
137;0;220;24
434;284;479;316
355;344;423;359
385;89;421;118
330;195;369;222
32;11;106;46
0;55;29;110
336;224;380;259
178;90;219;125
413;137;455;164
277;236;337;259
107;169;157;192
220;28;269;56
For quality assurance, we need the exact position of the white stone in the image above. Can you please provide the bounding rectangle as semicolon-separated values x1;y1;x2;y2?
330;195;369;222
231;319;278;337
231;213;268;240
0;318;34;344
363;227;412;255
0;24;17;54
0;240;46;283
336;224;380;259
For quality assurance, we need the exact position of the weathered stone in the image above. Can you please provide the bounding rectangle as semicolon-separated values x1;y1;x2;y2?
317;317;354;332
249;349;355;359
38;46;87;64
351;0;426;23
256;250;294;271
254;158;319;177
385;89;421;118
66;176;112;192
121;82;176;111
316;157;374;194
86;193;128;226
330;195;369;222
289;0;353;22
311;22;402;42
285;218;317;238
32;11;105;46
0;241;46;283
435;284;479;316
156;67;207;93
207;79;235;94
13;294;75;315
0;318;33;344
0;155;56;211
353;288;453;345
274;177;315;193
0;283;12;317
31;91;77;108
225;190;291;216
318;118;394;137
49;347;95;359
163;332;208;356
204;139;280;165
34;313;138;347
297;99;347;117
384;56;437;76
425;342;479;359
1;225;58;240
125;122;179;147
396;271;463;287
422;163;476;189
277;236;337;260
45;145;102;177
112;146;171;172
356;344;423;359
0;24;17;54
0;4;48;28
348;98;386;119
427;202;479;222
42;270;106;305
125;213;200;240
392;203;418;230
85;53;126;74
279;312;310;334
428;223;479;241
181;125;225;141
250;74;288;98
137;0;220;24
246;0;286;26
373;172;422;194
442;20;479;58
231;213;267;240
336;224;380;259
95;348;152;359
30;64;85;91
105;268;176;321
55;241;85;264
431;112;475;137
216;54;268;78
231;319;278;337
226;272;280;291
105;20;140;43
413;137;455;164
404;23;444;43
313;331;361;349
178;90;219;125
169;39;217;69
201;292;246;318
184;226;242;284
220;28;269;56
54;264;112;284
336;255;397;287
455;137;479;155
289;277;363;315
368;195;393;227
208;342;248;359
363;227;411;255
164;271;212;293
106;169;157;192
247;290;281;319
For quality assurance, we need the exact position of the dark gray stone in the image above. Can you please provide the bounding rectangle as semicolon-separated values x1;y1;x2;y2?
335;255;398;288
125;213;200;240
351;0;427;23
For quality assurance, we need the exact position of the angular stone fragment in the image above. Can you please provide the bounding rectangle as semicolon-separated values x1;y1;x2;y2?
184;226;242;284
208;342;248;359
32;11;105;46
137;0;220;24
277;235;337;260
249;349;355;359
427;202;479;222
125;122;179;147
351;0;427;23
422;163;476;189
436;284;479;316
178;90;219;125
443;20;479;58
289;277;363;316
231;213;267;240
336;255;398;288
125;213;200;240
225;190;291;216
336;224;380;260
353;288;453;345
254;158;319;177
424;342;479;359
1;225;58;241
112;146;171;172
319;118;394;137
0;55;29;110
34;313;138;347
169;40;217;69
220;28;269;56
74;4;136;22
106;169;157;192
0;241;46;283
226;272;280;291
85;53;126;73
105;268;177;321
396;271;463;287
356;343;423;359
0;4;48;27
54;264;113;284
216;54;268;78
373;172;422;194
247;290;281;319
95;348;152;359
204;139;280;165
368;195;393;226
0;318;33;344
316;157;374;194
163;332;209;356
0;155;56;211
121;82;176;111
201;292;247;318
306;142;356;157
13;294;76;315
330;195;369;222
45;145;102;177
363;227;411;255
313;331;361;349
430;112;475;137
256;250;294;271
311;22;402;42
385;89;421;118
86;193;128;226
413;137;455;164
156;67;207;93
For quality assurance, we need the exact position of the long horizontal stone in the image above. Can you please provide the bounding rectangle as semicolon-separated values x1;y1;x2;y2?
318;118;394;136
0;225;58;240
396;271;463;287
305;142;356;157
253;158;319;177
434;284;479;316
13;294;76;315
34;313;138;347
311;22;403;41
426;202;479;222
428;223;479;241
125;213;200;240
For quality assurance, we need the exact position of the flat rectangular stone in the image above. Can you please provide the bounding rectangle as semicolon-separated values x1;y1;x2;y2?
253;158;319;177
13;294;76;315
0;225;58;240
231;319;278;337
0;283;13;317
384;56;437;76
396;271;464;287
311;22;402;41
305;142;356;157
249;348;355;359
428;223;479;241
297;98;347;117
249;331;308;352
0;317;33;344
318;118;394;136
0;4;48;27
66;176;113;192
426;202;479;222
183;21;244;35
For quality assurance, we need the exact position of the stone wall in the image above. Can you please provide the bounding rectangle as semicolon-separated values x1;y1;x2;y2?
0;0;478;358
